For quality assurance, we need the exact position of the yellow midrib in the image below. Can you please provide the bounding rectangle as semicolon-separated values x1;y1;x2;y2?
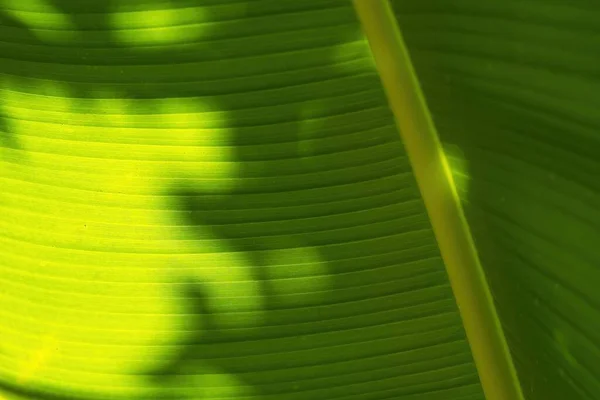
352;1;525;400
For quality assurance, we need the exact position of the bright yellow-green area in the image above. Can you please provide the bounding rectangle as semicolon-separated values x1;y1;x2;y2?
1;0;75;43
16;335;57;385
0;78;281;396
110;1;213;47
0;67;333;396
333;34;377;74
0;390;31;400
1;79;236;194
442;144;470;204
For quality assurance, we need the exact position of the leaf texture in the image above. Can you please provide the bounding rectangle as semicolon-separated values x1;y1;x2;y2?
0;1;484;400
392;0;600;399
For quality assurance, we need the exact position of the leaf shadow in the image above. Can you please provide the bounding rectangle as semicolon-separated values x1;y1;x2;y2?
0;1;452;399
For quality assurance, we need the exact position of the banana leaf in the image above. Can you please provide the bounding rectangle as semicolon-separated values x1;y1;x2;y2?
0;1;597;399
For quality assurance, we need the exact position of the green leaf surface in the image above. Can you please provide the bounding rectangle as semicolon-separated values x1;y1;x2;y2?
392;1;600;399
0;0;597;399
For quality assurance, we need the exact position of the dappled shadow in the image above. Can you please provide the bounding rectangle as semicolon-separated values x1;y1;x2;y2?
0;1;481;399
0;112;17;152
140;11;399;396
